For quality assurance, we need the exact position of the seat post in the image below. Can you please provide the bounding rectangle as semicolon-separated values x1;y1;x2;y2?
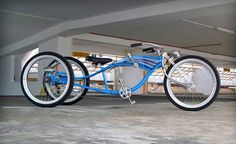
127;53;138;69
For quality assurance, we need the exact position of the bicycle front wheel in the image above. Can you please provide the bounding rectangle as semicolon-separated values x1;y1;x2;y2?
164;55;220;111
21;52;74;107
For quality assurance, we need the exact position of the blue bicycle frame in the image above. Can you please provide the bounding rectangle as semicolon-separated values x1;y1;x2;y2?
65;55;163;95
50;55;163;95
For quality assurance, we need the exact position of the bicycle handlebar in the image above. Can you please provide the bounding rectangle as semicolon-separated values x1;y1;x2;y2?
142;47;155;53
131;42;163;48
130;42;180;57
130;43;142;47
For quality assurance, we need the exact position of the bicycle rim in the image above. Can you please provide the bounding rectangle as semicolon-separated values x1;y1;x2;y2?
22;55;71;105
166;58;217;109
64;58;86;103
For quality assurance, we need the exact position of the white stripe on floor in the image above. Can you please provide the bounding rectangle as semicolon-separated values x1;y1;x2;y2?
0;106;36;109
57;106;105;112
0;106;104;112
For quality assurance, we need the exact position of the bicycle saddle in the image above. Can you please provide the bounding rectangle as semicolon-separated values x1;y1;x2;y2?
85;56;112;65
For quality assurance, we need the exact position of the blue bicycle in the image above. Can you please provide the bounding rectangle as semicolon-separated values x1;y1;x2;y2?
21;43;220;111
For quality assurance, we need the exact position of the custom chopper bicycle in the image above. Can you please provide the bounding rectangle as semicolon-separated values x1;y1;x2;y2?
21;43;220;111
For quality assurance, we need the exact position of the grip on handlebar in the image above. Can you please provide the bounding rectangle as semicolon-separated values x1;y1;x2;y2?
130;43;142;47
142;47;154;52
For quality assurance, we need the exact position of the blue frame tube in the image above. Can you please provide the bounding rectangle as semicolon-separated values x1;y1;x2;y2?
73;62;162;95
102;71;109;90
50;56;163;95
75;62;133;80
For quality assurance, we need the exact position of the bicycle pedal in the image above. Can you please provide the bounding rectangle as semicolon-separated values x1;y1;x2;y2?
130;101;136;105
128;98;136;105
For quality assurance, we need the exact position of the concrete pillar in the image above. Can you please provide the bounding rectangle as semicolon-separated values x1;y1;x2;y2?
39;36;72;56
36;36;73;94
0;36;73;96
0;55;23;95
117;66;144;94
111;50;145;94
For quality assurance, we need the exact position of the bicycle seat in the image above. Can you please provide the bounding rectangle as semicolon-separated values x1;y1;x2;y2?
85;56;112;65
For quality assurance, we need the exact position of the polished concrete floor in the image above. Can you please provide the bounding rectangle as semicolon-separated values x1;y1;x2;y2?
0;95;236;144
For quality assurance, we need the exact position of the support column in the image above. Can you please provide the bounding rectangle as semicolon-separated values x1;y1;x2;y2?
0;55;23;95
0;36;73;96
118;67;144;94
37;36;73;93
39;36;72;56
14;54;26;82
115;49;144;94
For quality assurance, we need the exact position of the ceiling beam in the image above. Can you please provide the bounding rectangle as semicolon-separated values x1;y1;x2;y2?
0;0;235;57
74;33;236;63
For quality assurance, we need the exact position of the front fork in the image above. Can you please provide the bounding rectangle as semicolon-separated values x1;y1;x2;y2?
162;53;194;88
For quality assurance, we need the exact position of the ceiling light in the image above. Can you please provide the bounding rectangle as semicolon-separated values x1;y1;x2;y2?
182;19;236;35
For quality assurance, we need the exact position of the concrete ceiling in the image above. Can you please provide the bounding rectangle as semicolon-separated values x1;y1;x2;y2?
87;3;236;57
0;0;236;59
0;0;173;48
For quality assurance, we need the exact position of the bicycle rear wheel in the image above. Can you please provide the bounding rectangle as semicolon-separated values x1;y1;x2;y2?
164;55;220;111
62;57;90;105
21;52;74;107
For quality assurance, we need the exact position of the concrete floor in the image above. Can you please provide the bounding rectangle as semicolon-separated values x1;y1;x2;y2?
0;95;236;144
